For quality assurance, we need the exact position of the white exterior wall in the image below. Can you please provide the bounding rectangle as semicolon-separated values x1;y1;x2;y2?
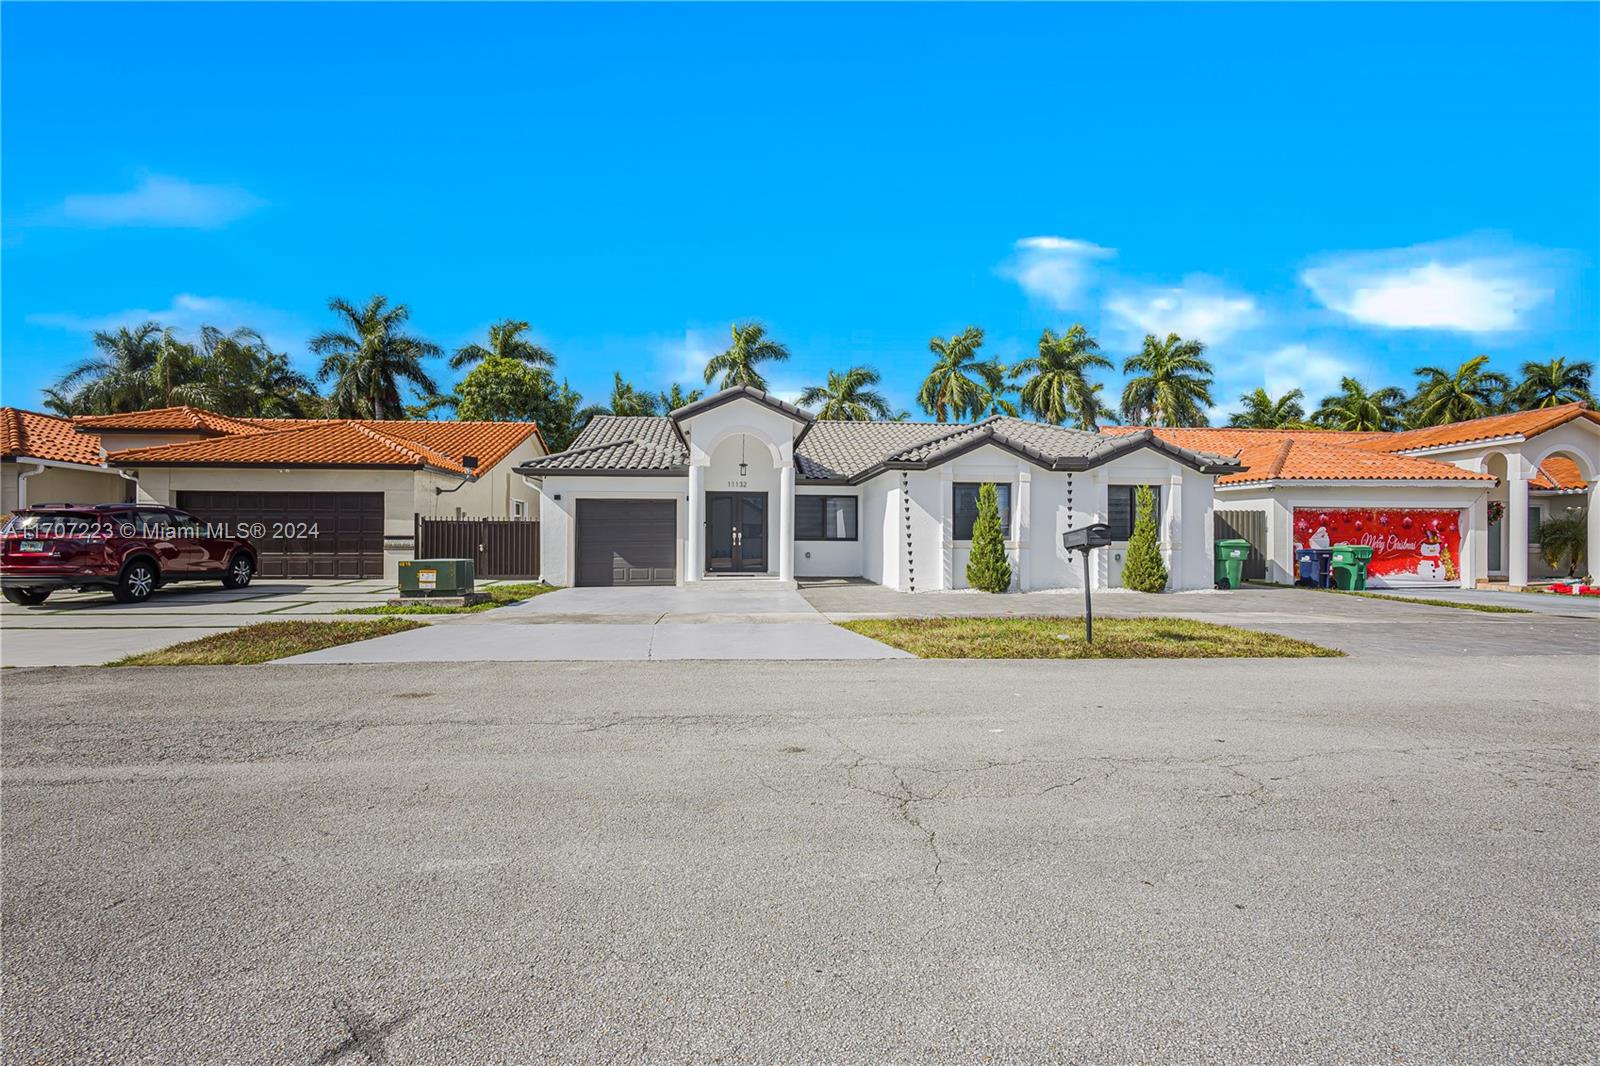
1217;482;1492;587
2;461;130;513
861;474;893;587
412;437;544;522
537;475;687;587
793;486;864;577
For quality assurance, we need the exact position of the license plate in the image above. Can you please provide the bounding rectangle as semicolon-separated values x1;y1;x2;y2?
18;540;45;553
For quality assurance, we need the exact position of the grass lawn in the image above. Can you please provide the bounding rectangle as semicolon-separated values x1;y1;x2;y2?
339;582;558;616
839;616;1342;659
1317;588;1533;614
112;619;425;666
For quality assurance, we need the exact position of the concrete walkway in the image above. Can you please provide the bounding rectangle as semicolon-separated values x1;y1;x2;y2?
280;584;910;663
0;578;403;666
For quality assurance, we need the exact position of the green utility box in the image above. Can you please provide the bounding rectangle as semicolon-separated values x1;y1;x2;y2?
398;558;476;597
1329;544;1373;591
1214;538;1251;590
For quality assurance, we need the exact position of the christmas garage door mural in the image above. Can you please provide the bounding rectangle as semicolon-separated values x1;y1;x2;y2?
1293;508;1463;587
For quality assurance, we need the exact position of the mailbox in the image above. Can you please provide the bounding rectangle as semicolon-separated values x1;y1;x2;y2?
1062;523;1113;552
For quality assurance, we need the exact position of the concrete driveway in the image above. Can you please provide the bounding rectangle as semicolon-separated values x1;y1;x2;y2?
4;653;1595;1061
281;584;912;664
0;579;402;666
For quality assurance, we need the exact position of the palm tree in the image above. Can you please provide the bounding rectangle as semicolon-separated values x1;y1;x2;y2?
53;322;165;413
1311;378;1408;432
449;319;554;371
1408;355;1512;426
311;296;441;420
1512;357;1594;410
1074;382;1120;431
657;383;703;412
972;360;1019;418
601;372;658;417
799;365;891;421
1538;513;1588;577
1120;333;1214;427
918;326;988;422
1012;325;1115;427
703;322;789;391
1228;388;1306;429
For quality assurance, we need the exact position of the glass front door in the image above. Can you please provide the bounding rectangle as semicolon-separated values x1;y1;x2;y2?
705;492;767;573
1488;512;1503;573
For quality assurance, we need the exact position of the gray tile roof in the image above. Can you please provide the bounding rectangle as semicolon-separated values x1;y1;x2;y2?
670;385;814;424
519;413;1240;480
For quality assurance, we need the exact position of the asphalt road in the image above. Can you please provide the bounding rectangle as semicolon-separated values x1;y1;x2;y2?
4;655;1597;1063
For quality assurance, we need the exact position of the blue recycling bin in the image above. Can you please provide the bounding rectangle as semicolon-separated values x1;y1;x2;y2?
1295;548;1334;588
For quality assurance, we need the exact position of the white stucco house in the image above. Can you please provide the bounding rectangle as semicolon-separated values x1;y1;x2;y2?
1112;403;1599;589
517;386;1240;591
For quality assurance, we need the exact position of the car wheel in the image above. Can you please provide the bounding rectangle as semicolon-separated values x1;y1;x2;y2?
3;588;50;606
113;560;158;604
222;553;254;589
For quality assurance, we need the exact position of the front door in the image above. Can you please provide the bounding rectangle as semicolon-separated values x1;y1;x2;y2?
705;492;768;573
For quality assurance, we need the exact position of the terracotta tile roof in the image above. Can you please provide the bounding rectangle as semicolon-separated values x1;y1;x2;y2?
1532;456;1587;492
1;408;107;465
106;419;540;475
73;406;269;436
1352;402;1599;453
1101;425;1389;451
1220;439;1495;486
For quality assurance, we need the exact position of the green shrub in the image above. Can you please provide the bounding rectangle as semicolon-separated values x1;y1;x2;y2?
1538;512;1588;578
1121;484;1168;592
965;482;1012;593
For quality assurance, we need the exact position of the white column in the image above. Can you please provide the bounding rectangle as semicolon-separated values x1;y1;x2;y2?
1507;460;1530;588
686;461;705;583
1166;473;1183;591
1587;481;1600;583
777;461;795;581
1014;468;1031;592
1467;492;1488;589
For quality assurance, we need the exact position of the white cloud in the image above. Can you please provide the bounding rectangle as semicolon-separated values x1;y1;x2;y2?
1209;343;1376;421
1000;236;1115;311
652;329;722;387
54;174;263;229
1104;282;1261;346
28;294;310;367
1301;240;1555;333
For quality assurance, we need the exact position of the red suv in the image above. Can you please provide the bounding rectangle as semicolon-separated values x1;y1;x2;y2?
0;504;258;606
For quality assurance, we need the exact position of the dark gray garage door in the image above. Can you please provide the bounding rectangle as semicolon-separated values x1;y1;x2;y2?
177;491;385;579
575;499;677;586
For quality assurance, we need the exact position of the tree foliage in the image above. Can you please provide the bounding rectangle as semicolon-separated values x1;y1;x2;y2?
1311;378;1407;432
311;295;441;419
964;482;1012;593
1014;325;1116;428
1120;333;1214;427
918;326;987;422
1511;357;1593;409
1120;485;1168;592
450;319;554;371
1228;388;1306;428
703;322;789;390
800;365;891;420
1406;355;1512;427
1538;513;1588;578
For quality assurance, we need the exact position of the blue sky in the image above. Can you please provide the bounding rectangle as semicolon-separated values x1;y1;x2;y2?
4;2;1597;421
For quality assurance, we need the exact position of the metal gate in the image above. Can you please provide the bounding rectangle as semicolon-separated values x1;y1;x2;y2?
1214;509;1268;581
414;517;540;579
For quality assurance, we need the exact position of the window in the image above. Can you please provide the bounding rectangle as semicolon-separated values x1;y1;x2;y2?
1107;485;1161;541
795;495;858;540
513;499;528;519
952;482;1011;541
1529;506;1541;537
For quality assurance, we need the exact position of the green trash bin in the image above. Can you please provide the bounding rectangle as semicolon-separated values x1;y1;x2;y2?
1329;544;1369;591
1214;538;1251;590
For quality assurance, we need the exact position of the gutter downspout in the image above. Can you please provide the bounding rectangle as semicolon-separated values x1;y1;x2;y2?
16;462;45;509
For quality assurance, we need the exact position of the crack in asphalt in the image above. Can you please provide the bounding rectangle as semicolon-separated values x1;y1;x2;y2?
312;997;415;1065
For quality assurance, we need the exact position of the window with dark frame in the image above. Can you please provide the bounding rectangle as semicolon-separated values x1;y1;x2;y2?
794;494;858;541
952;482;1011;541
1107;484;1161;541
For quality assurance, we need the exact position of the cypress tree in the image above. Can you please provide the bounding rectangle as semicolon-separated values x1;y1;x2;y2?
965;482;1013;593
1121;484;1168;592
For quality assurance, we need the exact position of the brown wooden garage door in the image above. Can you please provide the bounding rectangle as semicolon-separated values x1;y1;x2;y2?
575;499;677;586
177;491;385;579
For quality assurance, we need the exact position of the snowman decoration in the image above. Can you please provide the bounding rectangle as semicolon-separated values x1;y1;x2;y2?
1416;528;1444;582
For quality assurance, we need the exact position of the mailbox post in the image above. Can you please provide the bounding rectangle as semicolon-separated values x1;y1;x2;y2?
1062;523;1113;643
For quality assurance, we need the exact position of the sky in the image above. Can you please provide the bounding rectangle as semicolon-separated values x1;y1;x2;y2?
3;2;1597;423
